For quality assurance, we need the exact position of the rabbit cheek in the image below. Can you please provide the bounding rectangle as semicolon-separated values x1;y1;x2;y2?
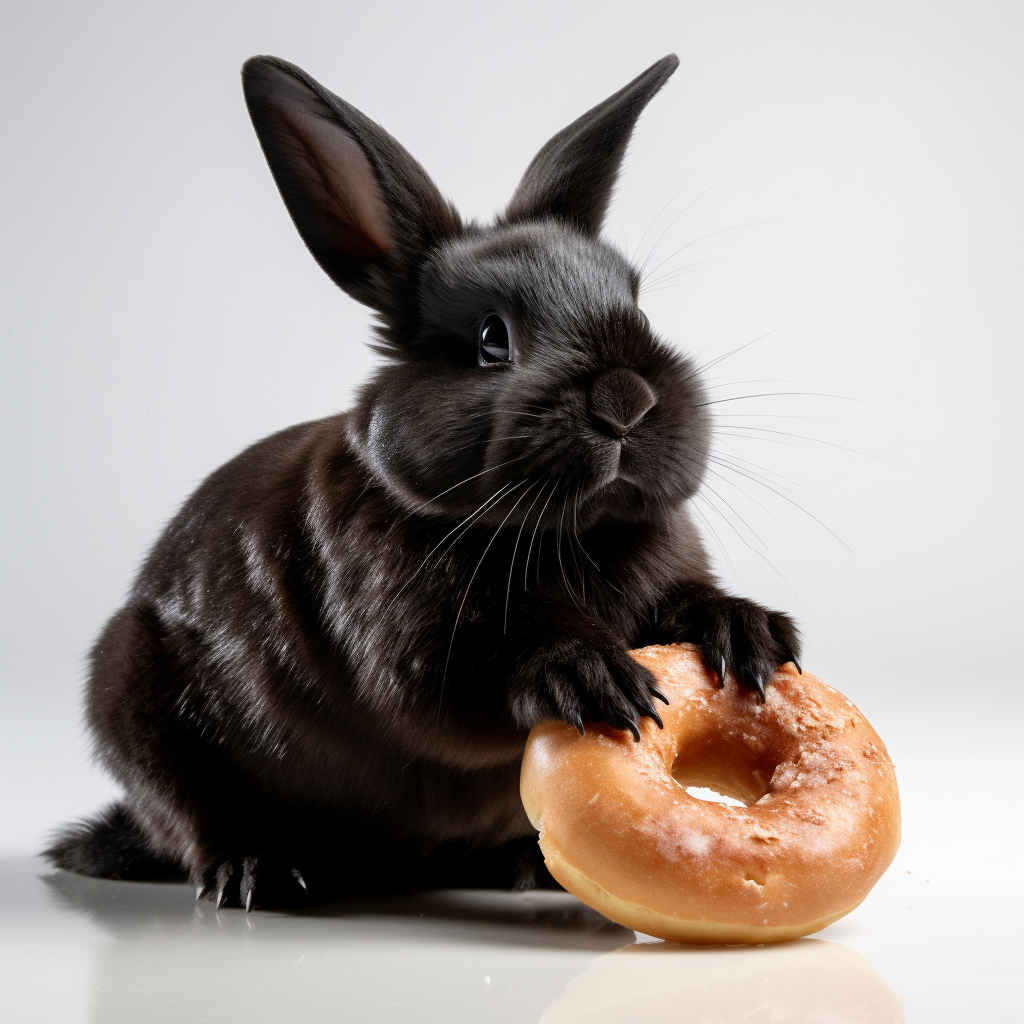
360;401;448;509
361;404;413;496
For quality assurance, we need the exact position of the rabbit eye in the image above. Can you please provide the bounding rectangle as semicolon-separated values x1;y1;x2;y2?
478;313;511;365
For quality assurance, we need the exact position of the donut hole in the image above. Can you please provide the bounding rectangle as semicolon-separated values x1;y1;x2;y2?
684;785;746;808
671;743;774;808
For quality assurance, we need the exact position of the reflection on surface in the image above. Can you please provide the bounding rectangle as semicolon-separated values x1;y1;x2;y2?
41;869;902;1024
43;870;630;1023
43;867;630;949
541;938;905;1023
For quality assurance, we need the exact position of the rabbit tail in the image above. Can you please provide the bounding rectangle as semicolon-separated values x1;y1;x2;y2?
44;802;184;880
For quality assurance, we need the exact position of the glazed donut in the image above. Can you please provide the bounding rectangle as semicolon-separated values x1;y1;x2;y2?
520;644;900;944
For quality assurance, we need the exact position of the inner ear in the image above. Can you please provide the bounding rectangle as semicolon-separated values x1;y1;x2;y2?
249;66;394;269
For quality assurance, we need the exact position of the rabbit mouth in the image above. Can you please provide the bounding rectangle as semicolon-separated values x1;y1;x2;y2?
591;476;639;504
574;477;652;527
582;440;669;500
474;430;697;528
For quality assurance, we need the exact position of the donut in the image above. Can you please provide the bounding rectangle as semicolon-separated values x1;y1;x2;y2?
520;643;900;944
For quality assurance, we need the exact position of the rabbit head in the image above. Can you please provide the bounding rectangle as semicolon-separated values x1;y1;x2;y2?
243;54;710;531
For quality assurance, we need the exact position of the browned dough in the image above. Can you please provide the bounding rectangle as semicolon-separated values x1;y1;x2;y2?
520;644;901;943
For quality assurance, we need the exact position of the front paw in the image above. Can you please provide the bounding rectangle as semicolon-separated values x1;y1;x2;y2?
196;854;309;911
518;637;666;741
654;588;801;700
696;595;801;700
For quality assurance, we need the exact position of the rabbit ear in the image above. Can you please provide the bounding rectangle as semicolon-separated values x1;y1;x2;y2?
242;56;461;310
505;55;679;236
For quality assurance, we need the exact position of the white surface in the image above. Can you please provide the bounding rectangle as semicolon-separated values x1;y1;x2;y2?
2;752;1020;1022
1;4;1021;1019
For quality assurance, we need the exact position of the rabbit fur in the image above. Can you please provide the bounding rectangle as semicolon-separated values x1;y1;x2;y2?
46;54;800;909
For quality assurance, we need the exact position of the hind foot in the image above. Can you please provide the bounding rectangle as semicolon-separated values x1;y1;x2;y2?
196;854;310;911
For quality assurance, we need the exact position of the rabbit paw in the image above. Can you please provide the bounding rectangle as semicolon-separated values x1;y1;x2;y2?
196;854;309;911
679;593;801;701
524;638;667;741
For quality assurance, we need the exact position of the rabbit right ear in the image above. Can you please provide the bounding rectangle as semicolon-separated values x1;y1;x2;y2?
505;55;679;236
242;56;461;311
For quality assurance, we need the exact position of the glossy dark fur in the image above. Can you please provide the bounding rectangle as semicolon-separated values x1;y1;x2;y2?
47;54;800;909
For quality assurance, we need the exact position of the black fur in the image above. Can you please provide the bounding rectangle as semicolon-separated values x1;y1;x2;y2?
46;54;800;909
45;803;183;881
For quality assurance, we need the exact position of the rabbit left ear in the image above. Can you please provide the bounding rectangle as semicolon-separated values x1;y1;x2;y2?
242;56;461;310
504;55;679;237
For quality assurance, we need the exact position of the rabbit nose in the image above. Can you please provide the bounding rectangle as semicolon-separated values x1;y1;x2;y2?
588;368;658;437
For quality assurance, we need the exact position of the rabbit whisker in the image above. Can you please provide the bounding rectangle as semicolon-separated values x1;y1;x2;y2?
716;413;841;422
525;481;558;589
556;486;582;608
572;483;601;573
702;392;855;407
440;481;536;715
403;455;528;520
690;494;742;584
708;458;854;553
700;478;775;552
565;484;587;599
421;480;527;569
640;221;781;283
630;181;690;266
564;494;586;604
382;481;521;621
504;481;545;634
709;449;824;498
704;377;828;391
569;485;585;577
695;322;794;374
693;491;799;601
477;404;550;420
716;425;883;462
640;280;709;295
463;409;547;422
443;434;534;459
636;166;747;276
704;465;786;529
642;258;731;290
556;489;568;597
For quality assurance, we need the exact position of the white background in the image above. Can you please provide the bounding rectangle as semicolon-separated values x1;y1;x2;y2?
1;0;1022;857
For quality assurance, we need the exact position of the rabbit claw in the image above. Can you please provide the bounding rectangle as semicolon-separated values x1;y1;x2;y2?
528;638;665;740
692;595;801;701
196;854;309;911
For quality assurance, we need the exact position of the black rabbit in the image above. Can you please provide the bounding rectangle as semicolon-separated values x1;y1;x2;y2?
46;54;800;909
